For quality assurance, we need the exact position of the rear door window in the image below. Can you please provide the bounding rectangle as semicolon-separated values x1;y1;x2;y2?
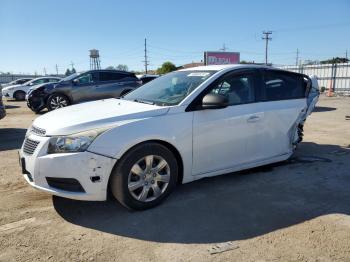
262;70;305;101
99;72;126;82
32;79;48;85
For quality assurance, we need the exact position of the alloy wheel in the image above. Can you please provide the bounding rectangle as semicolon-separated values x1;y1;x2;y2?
50;95;68;109
128;155;170;202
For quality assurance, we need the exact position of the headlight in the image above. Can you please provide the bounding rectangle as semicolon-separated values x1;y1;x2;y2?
47;128;110;154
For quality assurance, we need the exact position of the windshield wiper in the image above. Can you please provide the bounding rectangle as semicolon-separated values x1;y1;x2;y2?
133;99;155;105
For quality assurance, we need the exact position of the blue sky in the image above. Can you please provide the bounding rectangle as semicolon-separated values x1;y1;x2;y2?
1;0;349;74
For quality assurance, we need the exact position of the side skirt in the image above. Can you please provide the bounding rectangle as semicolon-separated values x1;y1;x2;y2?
185;152;292;183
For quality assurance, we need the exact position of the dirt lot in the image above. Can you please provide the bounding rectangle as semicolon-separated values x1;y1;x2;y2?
0;96;350;262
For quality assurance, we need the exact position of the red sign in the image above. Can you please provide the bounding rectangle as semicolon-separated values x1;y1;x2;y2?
204;52;240;65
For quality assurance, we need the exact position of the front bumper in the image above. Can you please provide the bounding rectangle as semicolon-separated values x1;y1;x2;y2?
1;89;13;98
19;133;117;201
26;93;47;112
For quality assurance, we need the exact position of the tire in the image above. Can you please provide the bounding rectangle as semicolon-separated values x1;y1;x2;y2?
47;94;70;111
29;107;41;114
110;142;178;210
14;91;26;101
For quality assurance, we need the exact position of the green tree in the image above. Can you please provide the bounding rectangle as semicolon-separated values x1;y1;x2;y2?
105;66;115;70
116;64;129;71
320;57;349;64
65;68;71;76
157;62;177;74
71;67;77;74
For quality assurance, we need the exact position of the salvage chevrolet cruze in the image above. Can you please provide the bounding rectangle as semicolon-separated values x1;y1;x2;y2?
19;65;317;210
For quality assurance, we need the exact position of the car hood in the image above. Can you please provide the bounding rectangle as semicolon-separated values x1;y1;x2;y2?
32;99;169;136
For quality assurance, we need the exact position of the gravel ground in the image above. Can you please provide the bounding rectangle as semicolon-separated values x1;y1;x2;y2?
0;96;350;262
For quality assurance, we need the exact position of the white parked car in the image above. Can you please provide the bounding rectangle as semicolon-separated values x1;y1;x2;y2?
2;77;61;100
0;78;33;89
19;65;318;210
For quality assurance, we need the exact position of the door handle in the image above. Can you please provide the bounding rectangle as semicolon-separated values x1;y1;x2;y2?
247;115;261;123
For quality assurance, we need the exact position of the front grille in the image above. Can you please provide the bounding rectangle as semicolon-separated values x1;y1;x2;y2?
31;125;46;136
23;138;40;155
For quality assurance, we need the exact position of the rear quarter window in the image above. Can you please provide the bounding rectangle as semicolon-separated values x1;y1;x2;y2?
262;70;305;101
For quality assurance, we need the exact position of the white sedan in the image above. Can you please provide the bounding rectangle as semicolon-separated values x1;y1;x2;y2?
19;65;318;210
2;77;61;100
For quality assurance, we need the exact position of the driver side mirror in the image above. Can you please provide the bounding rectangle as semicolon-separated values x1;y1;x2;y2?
202;93;228;109
72;79;79;85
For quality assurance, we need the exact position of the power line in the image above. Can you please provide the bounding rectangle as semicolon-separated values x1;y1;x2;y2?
262;31;272;65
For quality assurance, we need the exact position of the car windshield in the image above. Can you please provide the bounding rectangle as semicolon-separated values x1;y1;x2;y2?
59;72;82;82
124;70;216;106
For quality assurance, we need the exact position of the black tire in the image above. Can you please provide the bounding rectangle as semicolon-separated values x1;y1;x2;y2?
14;91;26;101
110;142;178;210
47;93;70;111
29;107;41;114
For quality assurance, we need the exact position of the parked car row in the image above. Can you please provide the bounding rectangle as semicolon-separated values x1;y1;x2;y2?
1;77;61;100
0;78;33;88
26;70;145;113
19;64;319;210
1;70;158;114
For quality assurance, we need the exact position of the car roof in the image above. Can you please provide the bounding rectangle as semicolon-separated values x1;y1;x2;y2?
137;74;159;78
89;69;134;75
26;76;61;83
180;64;275;72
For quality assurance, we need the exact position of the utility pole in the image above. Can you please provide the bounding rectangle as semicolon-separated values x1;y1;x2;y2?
346;50;348;60
296;48;299;66
55;64;59;76
43;67;47;76
70;61;75;70
143;38;149;74
262;31;272;65
220;43;227;52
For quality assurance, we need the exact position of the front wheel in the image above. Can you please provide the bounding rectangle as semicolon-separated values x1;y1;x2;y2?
47;94;70;111
14;91;26;101
110;143;178;210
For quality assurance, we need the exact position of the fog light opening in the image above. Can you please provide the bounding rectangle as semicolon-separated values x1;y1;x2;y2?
90;176;101;183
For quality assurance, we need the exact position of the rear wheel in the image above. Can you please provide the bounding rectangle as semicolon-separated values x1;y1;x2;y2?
47;94;70;111
110;143;178;210
14;91;26;101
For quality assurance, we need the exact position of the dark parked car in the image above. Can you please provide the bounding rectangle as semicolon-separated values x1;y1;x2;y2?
0;93;6;120
138;74;159;84
26;70;142;113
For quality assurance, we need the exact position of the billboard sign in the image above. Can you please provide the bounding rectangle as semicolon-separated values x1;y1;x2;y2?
204;51;240;65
